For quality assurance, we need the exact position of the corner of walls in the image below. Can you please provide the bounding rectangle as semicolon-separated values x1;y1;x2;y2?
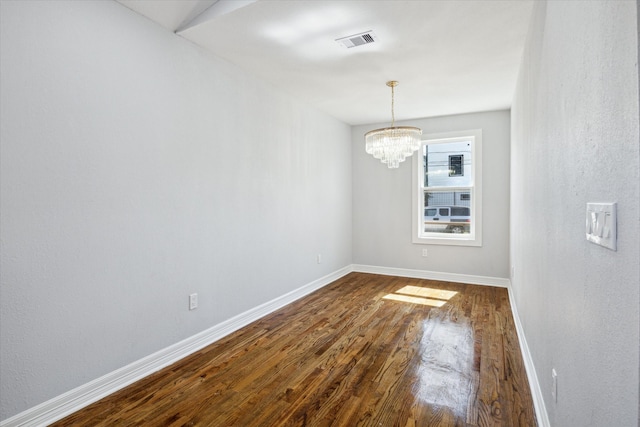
352;264;510;288
350;264;548;425
0;0;353;420
506;280;550;427
510;1;640;425
351;110;511;280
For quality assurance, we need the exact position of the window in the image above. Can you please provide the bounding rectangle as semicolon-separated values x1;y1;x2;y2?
412;129;482;246
449;155;464;176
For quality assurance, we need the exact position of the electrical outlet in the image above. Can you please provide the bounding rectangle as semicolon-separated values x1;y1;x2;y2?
189;293;198;310
551;368;558;403
421;249;428;257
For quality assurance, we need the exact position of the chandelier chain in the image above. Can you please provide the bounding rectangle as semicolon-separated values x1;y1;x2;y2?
390;83;395;127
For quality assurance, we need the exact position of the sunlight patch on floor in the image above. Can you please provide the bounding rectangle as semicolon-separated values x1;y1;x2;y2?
383;285;458;307
382;293;446;307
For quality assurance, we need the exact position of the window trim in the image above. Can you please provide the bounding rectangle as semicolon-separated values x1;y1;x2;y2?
412;129;482;247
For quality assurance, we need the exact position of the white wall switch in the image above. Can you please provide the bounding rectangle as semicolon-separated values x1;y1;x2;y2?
586;202;617;251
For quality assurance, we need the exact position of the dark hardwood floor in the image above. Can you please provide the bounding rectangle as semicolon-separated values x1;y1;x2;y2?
52;272;537;426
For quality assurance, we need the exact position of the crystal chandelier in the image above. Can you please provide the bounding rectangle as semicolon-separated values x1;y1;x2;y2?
364;81;422;168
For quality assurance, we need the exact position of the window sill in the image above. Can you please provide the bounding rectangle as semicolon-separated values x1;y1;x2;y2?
412;234;482;247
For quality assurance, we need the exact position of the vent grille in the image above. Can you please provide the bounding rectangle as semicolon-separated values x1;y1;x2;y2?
336;31;377;48
361;33;375;44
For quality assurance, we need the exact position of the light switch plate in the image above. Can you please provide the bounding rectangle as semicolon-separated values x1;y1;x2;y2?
586;202;617;251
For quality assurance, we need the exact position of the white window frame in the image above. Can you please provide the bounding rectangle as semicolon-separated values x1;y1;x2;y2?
412;129;482;247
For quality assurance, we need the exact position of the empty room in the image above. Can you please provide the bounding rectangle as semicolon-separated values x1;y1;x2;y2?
1;1;638;426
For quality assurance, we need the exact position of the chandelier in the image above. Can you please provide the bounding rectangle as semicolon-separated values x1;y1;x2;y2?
364;81;422;168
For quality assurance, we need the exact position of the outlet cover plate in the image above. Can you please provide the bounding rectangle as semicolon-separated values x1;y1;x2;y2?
189;293;198;310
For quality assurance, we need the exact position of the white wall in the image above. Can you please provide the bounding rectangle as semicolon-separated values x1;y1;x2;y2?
0;1;352;420
511;1;640;425
352;110;510;279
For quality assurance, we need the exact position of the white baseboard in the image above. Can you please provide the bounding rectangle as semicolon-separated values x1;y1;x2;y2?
352;264;511;288
2;265;545;427
0;266;352;427
506;280;550;427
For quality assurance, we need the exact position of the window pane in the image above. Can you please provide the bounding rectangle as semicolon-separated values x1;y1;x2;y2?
424;190;471;207
424;140;472;187
423;190;472;235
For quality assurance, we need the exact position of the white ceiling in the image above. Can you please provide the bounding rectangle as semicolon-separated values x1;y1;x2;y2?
117;0;534;126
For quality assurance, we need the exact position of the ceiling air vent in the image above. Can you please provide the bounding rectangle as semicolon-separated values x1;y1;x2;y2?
336;31;377;48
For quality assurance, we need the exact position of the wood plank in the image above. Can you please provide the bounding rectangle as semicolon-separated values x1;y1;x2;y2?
52;273;537;426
